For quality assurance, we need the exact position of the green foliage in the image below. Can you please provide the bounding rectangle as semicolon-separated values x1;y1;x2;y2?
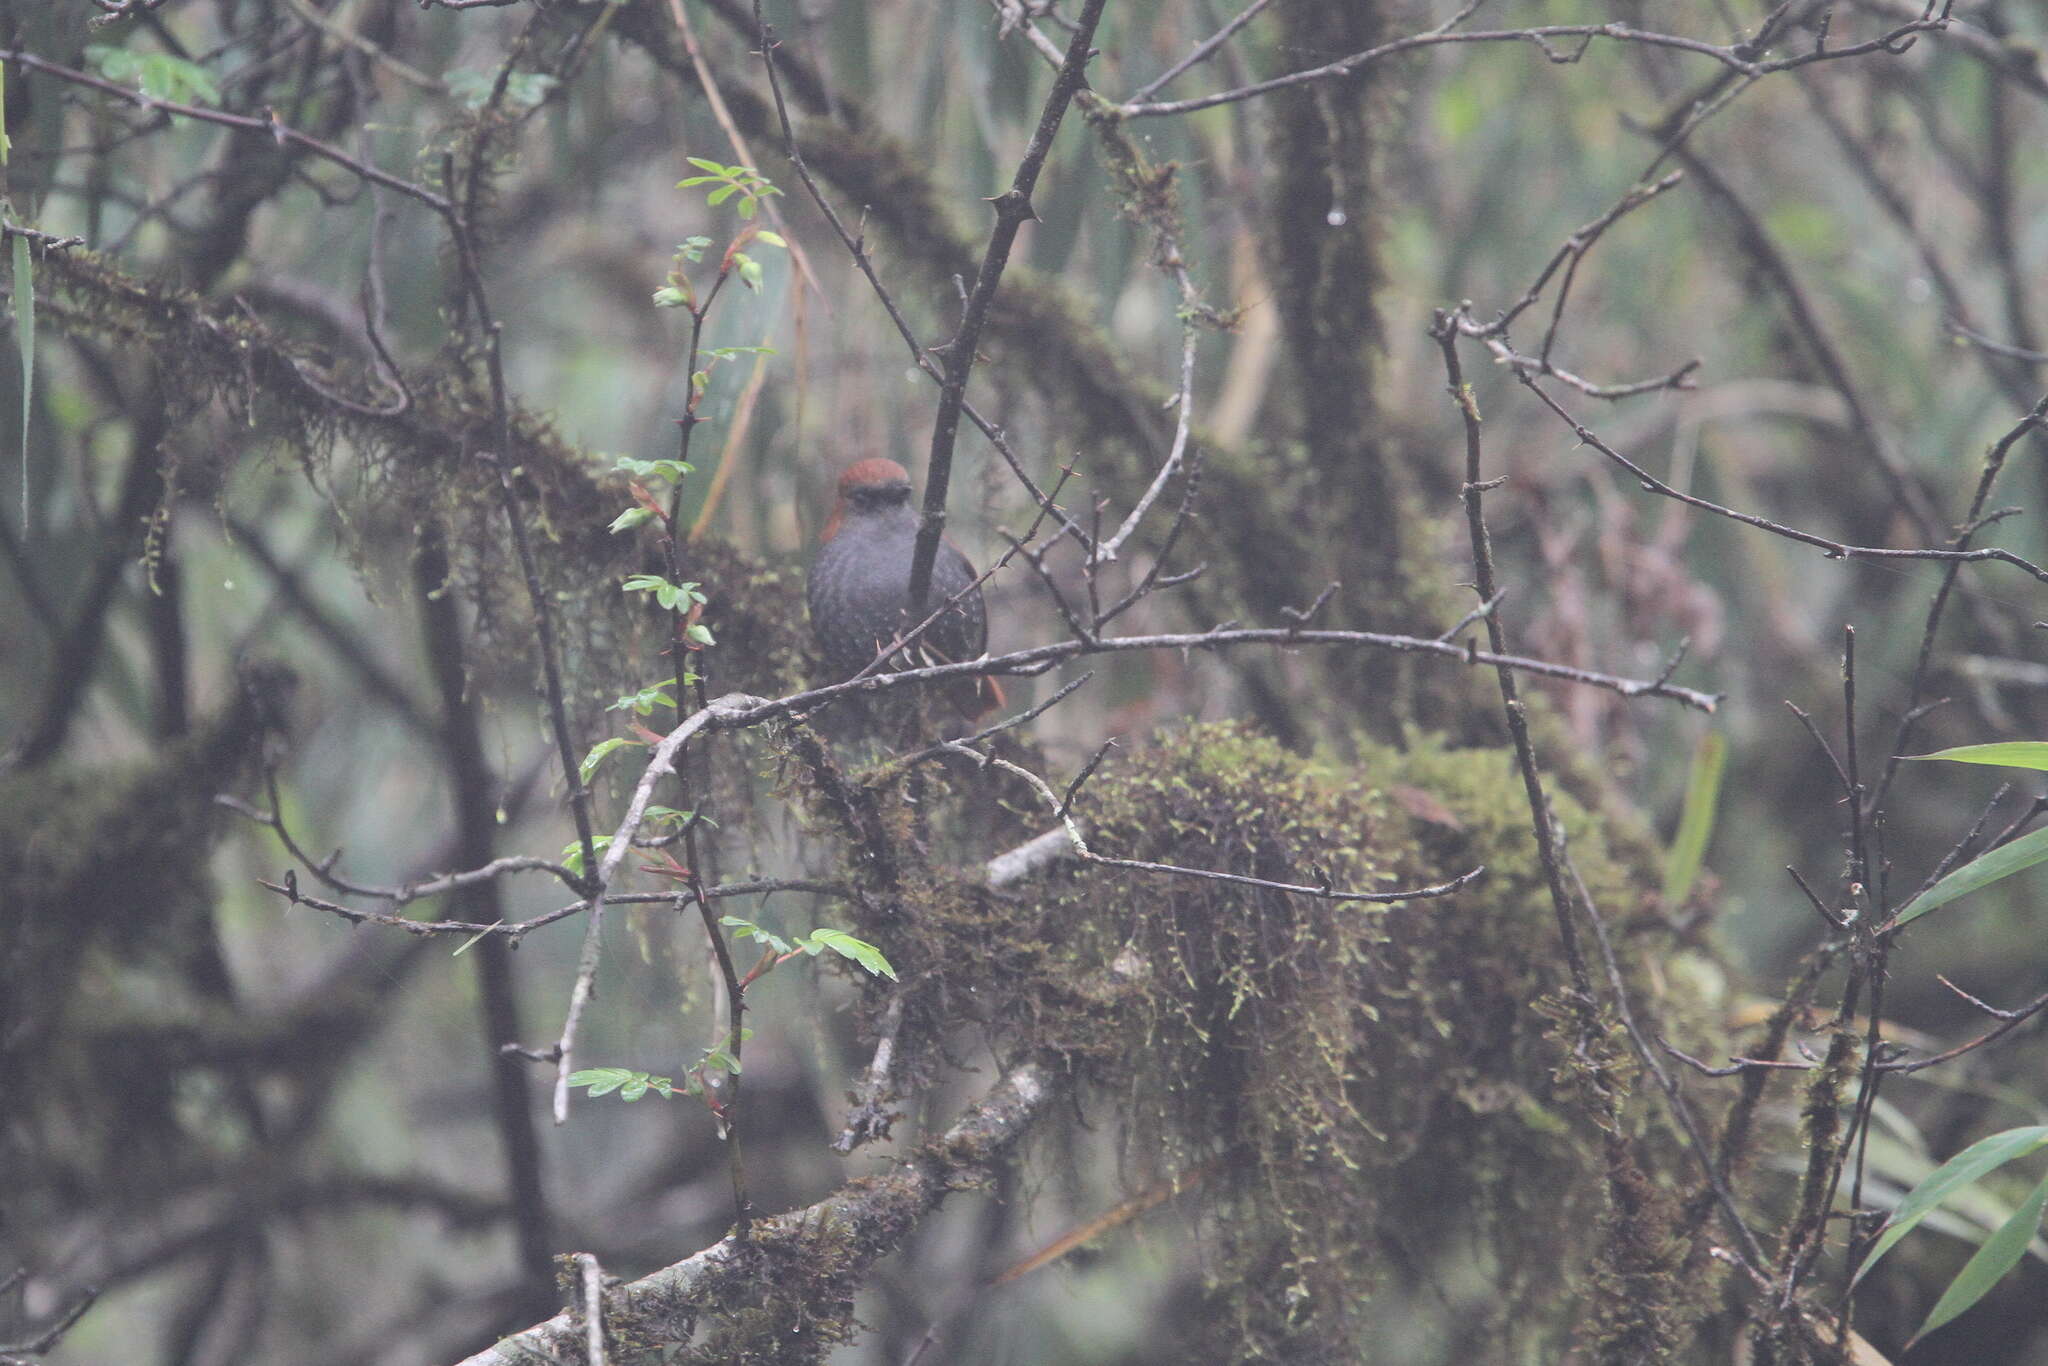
724;916;897;980
444;69;558;111
85;45;221;105
569;1029;755;1105
609;681;678;716
1893;824;2048;928
1859;1126;2048;1280
613;455;695;486
568;1067;676;1101
621;574;708;613
1857;1126;2048;1346
608;504;655;533
1913;1173;2048;1347
676;158;783;219
577;737;639;785
1661;731;1725;906
559;834;614;876
1903;742;2048;772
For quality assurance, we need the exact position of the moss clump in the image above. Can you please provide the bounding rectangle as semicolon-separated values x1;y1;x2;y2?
1014;722;1724;1361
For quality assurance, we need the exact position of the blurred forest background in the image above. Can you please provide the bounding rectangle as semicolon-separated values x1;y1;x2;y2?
3;0;2048;1362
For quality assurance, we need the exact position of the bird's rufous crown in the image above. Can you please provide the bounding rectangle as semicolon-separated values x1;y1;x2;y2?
821;458;914;542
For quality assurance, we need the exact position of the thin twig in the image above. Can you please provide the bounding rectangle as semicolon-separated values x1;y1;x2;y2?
909;0;1109;610
1113;9;1952;118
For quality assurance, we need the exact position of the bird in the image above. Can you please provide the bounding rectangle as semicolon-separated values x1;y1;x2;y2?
807;458;1003;720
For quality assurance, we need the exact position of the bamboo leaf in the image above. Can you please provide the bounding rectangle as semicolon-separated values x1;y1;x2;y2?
1908;1170;2048;1347
1857;1126;2048;1282
1901;742;2048;773
1893;825;2048;929
1661;732;1725;906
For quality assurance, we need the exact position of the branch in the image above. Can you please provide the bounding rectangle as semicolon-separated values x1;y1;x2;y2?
909;0;1109;609
449;1061;1061;1366
1113;9;1953;118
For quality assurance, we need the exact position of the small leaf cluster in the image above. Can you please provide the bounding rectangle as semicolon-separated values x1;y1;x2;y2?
676;158;783;220
725;916;897;981
567;1028;754;1106
623;574;711;634
445;68;557;112
556;807;696;872
86;45;220;105
605;454;690;535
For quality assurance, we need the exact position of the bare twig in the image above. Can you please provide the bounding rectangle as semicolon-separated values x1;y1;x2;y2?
1127;0;1275;102
910;0;1109;610
1115;9;1952;117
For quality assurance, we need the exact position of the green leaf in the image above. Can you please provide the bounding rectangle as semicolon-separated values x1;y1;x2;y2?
722;916;792;955
737;256;764;291
1910;1170;2048;1347
502;72;557;109
1858;1126;2048;1282
578;736;638;784
559;834;612;876
707;184;736;207
755;230;786;249
612;457;693;484
445;68;552;112
1661;732;1725;906
803;927;898;980
86;45;144;84
621;573;674;596
1893;824;2048;928
139;52;220;105
686;623;715;646
1902;742;2048;773
570;1067;633;1098
685;156;727;174
609;505;656;534
13;233;31;536
608;683;675;715
569;1067;675;1102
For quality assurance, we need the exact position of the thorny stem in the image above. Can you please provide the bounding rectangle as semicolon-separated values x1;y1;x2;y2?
751;3;1090;546
909;0;1110;610
685;820;752;1235
1431;316;1594;998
